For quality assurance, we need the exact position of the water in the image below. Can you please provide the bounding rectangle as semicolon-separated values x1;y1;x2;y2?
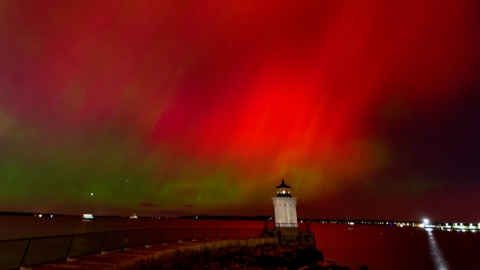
1;217;479;269
0;216;264;240
311;223;480;270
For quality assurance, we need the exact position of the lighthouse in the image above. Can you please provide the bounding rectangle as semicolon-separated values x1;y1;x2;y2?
272;179;298;228
265;179;316;247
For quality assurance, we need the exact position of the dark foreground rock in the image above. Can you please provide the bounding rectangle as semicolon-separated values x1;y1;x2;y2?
203;244;357;270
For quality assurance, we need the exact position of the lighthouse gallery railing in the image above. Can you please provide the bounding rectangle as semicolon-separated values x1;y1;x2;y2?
264;221;311;231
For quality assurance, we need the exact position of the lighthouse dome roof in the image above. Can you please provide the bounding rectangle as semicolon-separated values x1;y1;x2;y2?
276;179;290;189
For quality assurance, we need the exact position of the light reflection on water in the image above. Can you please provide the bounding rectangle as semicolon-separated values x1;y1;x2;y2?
426;230;450;270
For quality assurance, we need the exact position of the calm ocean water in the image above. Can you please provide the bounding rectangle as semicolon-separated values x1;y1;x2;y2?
311;223;480;270
1;217;479;269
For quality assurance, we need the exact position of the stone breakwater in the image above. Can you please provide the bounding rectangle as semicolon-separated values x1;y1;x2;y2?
28;237;279;270
27;236;366;270
203;244;364;270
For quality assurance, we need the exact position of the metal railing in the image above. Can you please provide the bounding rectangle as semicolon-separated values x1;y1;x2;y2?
0;227;262;269
264;221;311;232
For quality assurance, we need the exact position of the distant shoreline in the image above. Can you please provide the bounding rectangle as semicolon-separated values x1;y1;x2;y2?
1;212;478;231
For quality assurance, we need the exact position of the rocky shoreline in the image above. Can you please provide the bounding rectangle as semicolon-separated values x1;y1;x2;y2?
201;244;368;270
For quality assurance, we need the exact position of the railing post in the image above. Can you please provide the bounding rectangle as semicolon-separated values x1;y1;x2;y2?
65;235;75;261
99;232;107;254
191;228;195;241
161;229;166;244
123;231;128;250
19;239;31;268
144;230;150;246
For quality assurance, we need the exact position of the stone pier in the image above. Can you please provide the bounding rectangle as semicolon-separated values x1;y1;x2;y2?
28;237;278;270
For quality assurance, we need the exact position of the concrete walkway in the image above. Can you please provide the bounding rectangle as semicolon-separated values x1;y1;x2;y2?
27;237;278;270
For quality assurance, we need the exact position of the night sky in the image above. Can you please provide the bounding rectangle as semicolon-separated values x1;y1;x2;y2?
1;1;479;222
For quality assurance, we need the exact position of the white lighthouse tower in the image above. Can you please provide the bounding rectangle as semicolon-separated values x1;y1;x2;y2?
272;179;298;228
